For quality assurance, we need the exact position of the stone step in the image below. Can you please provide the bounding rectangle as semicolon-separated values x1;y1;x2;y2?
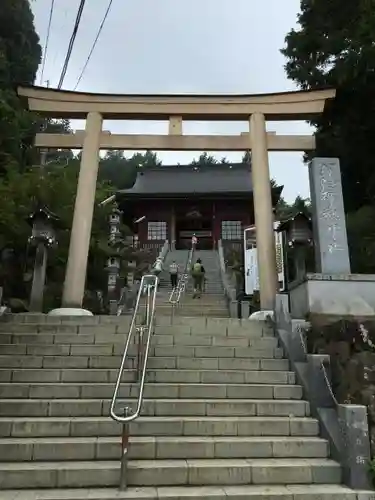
0;337;280;355
161;310;229;317
0;344;284;360
4;313;253;324
0;436;329;462
0;398;309;418
0;484;359;500
0;367;294;384
0;458;342;489
156;305;228;311
172;313;231;318
161;299;226;304
0;416;320;438
0;328;276;347
0;318;272;335
0;355;289;370
0;382;303;400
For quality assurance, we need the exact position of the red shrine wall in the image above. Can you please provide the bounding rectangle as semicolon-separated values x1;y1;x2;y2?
131;198;253;248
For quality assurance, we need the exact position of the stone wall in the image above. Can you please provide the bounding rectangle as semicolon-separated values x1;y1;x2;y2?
307;318;375;456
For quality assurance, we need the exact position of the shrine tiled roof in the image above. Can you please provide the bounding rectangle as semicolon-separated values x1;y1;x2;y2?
117;163;283;199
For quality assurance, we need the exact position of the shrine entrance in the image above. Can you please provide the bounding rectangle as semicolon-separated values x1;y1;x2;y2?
175;205;214;249
21;85;335;309
175;219;213;249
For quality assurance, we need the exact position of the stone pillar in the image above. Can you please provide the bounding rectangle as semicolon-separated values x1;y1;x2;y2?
62;112;103;308
338;404;372;490
29;243;48;312
249;112;278;310
309;158;351;274
170;205;176;250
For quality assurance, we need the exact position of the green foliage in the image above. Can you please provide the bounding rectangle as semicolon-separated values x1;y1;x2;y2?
282;0;375;273
191;152;218;166
41;119;74;165
0;0;41;172
281;0;375;213
275;195;311;221
0;163;113;304
0;0;41;86
190;151;252;167
347;205;375;273
98;150;162;190
369;458;375;486
242;151;251;165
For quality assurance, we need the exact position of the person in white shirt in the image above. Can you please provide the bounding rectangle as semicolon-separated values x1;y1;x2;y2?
192;234;198;248
169;260;179;289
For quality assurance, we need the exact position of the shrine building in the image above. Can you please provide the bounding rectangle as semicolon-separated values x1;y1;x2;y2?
117;162;283;252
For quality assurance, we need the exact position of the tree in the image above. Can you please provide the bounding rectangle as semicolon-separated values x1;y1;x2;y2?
98;151;137;190
0;162;114;306
281;0;375;212
191;153;217;166
40;119;74;165
98;151;162;190
0;0;42;172
275;195;311;221
347;206;375;273
242;151;252;165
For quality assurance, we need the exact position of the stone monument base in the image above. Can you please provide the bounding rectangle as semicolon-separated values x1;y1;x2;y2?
289;273;375;319
48;308;93;316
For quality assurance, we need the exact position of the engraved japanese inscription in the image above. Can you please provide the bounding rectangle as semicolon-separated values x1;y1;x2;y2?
309;158;351;274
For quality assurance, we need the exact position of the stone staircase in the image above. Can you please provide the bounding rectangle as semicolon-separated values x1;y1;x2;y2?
0;313;358;499
158;249;190;292
156;249;229;318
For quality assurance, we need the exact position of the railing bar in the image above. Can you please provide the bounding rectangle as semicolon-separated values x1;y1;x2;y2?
110;278;146;417
134;280;158;417
109;274;158;423
119;407;130;491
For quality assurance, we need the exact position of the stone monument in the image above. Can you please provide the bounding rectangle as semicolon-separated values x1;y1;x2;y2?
289;157;375;318
309;158;350;274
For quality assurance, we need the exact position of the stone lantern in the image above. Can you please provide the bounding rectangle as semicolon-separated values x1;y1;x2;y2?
277;212;312;282
109;206;121;243
27;205;60;312
106;204;123;299
106;256;120;293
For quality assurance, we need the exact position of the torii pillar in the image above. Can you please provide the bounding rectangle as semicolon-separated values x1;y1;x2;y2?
62;111;103;308
250;112;278;310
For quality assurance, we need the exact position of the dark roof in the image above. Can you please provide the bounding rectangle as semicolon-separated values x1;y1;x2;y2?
277;212;312;233
117;163;282;200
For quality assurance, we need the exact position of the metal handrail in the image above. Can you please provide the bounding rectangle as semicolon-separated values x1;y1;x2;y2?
217;239;236;301
116;239;168;316
295;322;339;406
168;246;194;320
110;273;159;490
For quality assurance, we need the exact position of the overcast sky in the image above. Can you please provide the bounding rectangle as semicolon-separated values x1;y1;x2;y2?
31;0;312;202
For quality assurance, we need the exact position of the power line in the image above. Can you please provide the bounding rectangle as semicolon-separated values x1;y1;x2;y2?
57;0;87;89
73;0;114;91
39;0;55;85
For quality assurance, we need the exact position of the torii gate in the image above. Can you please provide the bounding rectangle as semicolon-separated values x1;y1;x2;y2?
18;85;336;311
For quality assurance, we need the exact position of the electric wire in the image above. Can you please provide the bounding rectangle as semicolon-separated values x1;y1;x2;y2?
57;0;87;89
73;0;114;90
39;0;55;85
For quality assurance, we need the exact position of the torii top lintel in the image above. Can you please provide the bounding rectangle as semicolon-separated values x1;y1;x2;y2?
17;85;336;121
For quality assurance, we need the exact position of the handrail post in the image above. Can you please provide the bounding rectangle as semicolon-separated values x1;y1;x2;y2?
171;303;175;324
119;406;131;491
168;245;194;320
110;273;159;491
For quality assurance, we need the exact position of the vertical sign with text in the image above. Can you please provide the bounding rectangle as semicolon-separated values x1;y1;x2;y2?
309;158;351;274
244;223;285;295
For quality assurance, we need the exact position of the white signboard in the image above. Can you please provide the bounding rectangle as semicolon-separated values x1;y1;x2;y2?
244;222;285;295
